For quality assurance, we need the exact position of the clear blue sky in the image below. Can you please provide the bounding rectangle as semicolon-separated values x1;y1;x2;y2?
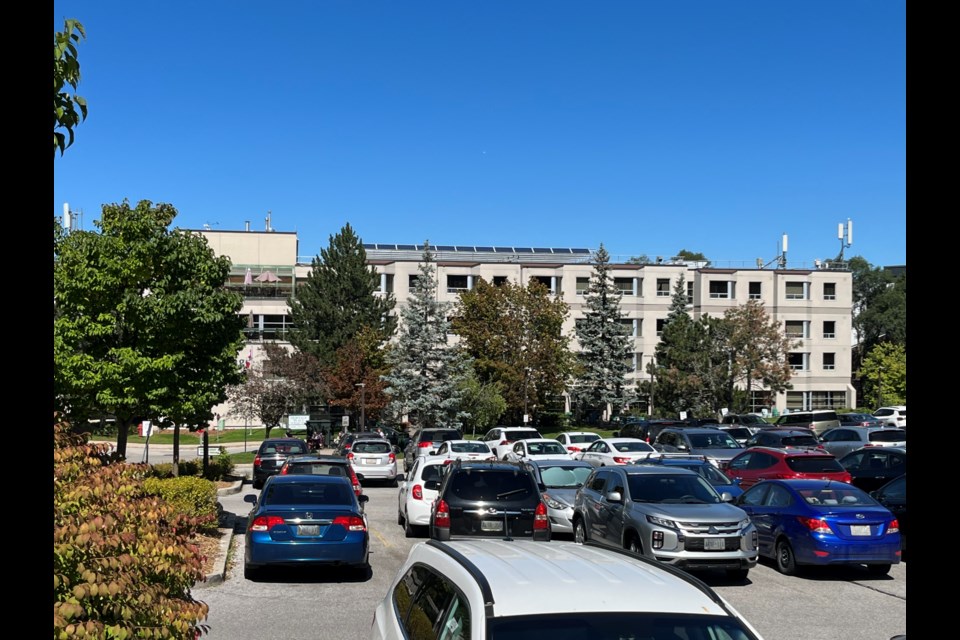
53;1;905;268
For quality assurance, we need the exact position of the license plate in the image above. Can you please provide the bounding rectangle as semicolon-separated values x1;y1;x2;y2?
363;458;378;465
704;538;725;550
850;525;871;536
298;525;320;536
481;520;503;532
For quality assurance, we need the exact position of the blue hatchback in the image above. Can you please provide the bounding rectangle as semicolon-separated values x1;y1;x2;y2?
735;479;901;576
243;475;370;580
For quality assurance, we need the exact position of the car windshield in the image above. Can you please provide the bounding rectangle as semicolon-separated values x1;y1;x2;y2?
870;430;906;443
687;433;741;449
684;464;731;485
262;482;352;506
613;441;655;452
627;474;720;503
451;442;491;454
538;465;593;488
488;613;759;640
785;456;845;473
569;434;600;444
741;415;767;425
449;470;536;501
724;428;752;440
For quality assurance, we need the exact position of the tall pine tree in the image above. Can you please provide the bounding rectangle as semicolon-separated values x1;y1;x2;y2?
572;244;635;419
381;242;472;430
650;274;708;417
288;223;396;365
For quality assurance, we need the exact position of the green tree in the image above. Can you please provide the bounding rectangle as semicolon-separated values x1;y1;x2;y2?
724;299;797;412
452;277;574;424
572;244;635;419
288;223;396;365
381;243;472;429
849;256;906;354
650;274;709;417
54;199;247;458
457;370;508;439
54;19;88;156
858;342;906;407
674;249;710;266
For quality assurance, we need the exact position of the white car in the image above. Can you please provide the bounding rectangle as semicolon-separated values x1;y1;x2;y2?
554;431;601;454
873;405;906;428
371;539;766;639
397;457;447;538
426;439;496;463
574;437;657;466
503;438;573;462
346;439;398;486
480;426;544;460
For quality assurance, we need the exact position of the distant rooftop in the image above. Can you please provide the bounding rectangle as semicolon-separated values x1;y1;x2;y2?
362;243;594;264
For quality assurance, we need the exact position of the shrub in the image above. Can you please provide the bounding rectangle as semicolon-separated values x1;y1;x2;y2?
142;476;219;531
536;411;570;431
204;451;235;480
54;422;210;639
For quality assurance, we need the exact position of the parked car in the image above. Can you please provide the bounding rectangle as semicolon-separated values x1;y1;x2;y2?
837;446;907;492
334;431;388;457
615;418;686;443
369;424;409;450
397;456;448;538
277;453;363;498
718;425;758;446
735;479;901;576
720;413;771;429
574;437;657;466
838;412;885;428
554;431;601;454
242;474;370;580
743;428;823;451
425;439;496;463
773;409;840;435
403;427;463;472
819;427;907;459
479;426;544;461
724;446;852;490
521;459;595;535
653;427;744;469
873;405;907;428
572;465;758;581
503;438;573;462
345;438;399;486
252;437;309;490
429;459;550;541
631;453;745;499
371;539;767;640
870;474;907;552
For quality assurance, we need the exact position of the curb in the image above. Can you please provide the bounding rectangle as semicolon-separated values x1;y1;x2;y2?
198;526;235;588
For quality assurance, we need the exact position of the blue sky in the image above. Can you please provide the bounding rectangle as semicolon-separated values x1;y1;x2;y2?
53;1;905;268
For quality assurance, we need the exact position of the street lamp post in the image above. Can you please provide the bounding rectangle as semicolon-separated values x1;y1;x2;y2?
356;383;366;431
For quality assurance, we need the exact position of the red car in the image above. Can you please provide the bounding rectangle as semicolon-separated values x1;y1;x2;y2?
723;446;851;490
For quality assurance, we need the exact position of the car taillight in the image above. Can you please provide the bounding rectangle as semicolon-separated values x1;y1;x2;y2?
347;452;354;461
280;466;288;475
389;452;396;463
444;459;453;464
613;456;631;464
534;501;549;531
419;441;433;449
502;439;513;446
250;515;285;532
412;484;423;500
332;515;366;532
433;499;450;529
797;516;832;533
253;455;262;468
349;468;362;495
888;519;900;534
568;446;581;453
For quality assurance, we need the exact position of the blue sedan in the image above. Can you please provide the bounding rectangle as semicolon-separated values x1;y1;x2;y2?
243;475;370;580
735;479;901;576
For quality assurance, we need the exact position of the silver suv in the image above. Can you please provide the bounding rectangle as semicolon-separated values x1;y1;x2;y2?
573;465;758;581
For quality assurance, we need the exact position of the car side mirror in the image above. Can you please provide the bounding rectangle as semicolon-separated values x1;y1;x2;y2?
720;492;734;502
428;449;437;456
358;494;370;504
605;491;623;503
424;480;440;491
244;494;258;504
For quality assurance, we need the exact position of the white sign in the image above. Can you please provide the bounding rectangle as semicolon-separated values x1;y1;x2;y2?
679;411;688;420
720;408;729;416
523;414;530;423
342;416;350;427
286;414;310;432
142;420;153;437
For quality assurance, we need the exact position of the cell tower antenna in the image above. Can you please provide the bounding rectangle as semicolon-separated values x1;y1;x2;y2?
837;219;853;261
758;233;789;269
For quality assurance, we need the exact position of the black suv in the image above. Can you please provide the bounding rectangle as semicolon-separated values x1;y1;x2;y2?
429;460;551;541
743;428;823;451
616;419;686;443
252;437;309;489
403;427;462;472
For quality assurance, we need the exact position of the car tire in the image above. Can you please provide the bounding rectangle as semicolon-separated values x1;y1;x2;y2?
726;568;749;582
244;564;261;581
398;508;405;526
775;539;797;576
574;518;588;545
404;517;417;538
252;478;263;490
626;535;642;556
867;563;891;577
390;477;399;488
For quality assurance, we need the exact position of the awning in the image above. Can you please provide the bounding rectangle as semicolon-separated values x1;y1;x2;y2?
242;304;290;316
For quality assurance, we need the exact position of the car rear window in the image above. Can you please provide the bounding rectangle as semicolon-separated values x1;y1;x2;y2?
869;430;907;443
452;442;491;454
288;463;347;476
506;430;541;441
785;456;845;473
782;435;820;448
569;434;600;444
613;441;655;452
263;482;352;505
724;428;752;440
449;470;536;501
422;430;461;442
353;441;391;454
262;442;306;455
421;464;444;483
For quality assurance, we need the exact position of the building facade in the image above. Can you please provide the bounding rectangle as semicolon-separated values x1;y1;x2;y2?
200;229;856;426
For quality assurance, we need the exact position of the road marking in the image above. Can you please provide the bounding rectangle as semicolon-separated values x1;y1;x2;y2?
372;527;393;548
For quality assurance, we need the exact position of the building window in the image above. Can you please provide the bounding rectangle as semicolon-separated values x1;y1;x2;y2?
708;281;733;299
618;318;636;337
576;277;589;296
686;281;694;304
784;320;809;339
637;278;643;297
624;352;637;371
656;279;671;297
749;281;762;300
823;353;836;371
614;277;634;295
637;318;643;337
447;275;469;293
788;352;808;371
823;321;836;339
382;274;394;294
823;282;837;300
492;276;508;286
785;281;808;300
810;391;845;409
656;318;666;336
409;274;420;288
531;275;559;294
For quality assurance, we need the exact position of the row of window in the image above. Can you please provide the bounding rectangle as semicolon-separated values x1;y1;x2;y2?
614;351;837;374
573;318;840;341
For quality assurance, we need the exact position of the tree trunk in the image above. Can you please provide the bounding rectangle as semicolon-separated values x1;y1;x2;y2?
172;425;180;477
116;418;131;459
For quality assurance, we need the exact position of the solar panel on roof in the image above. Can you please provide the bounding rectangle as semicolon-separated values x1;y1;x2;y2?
514;247;533;253
455;246;474;251
396;244;416;250
362;243;377;249
493;247;514;252
435;245;456;251
474;246;494;252
533;248;553;253
555;248;573;254
571;248;592;254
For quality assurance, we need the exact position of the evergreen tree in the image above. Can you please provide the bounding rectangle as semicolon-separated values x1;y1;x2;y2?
381;243;472;429
650;274;708;417
572;244;635;418
288;222;396;365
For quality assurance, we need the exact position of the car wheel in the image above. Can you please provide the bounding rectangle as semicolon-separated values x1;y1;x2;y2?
867;563;891;577
398;508;405;526
574;519;588;545
726;568;749;582
252;478;263;490
390;477;399;488
404;517;417;538
775;539;797;576
626;535;642;556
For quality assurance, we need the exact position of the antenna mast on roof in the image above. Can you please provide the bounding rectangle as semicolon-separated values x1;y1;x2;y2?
837;219;853;261
756;233;788;270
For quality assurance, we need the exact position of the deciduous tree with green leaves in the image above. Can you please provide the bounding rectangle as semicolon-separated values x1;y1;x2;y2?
54;199;247;458
54;19;87;156
288;222;396;365
859;342;906;408
724;299;797;412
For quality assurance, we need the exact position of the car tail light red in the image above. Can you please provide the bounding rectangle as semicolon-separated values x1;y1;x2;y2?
613;456;631;464
888;519;900;534
433;499;451;529
280;466;289;475
533;501;549;531
346;452;355;461
412;484;423;500
349;467;362;495
253;455;262;468
568;446;581;453
332;515;366;532
250;515;285;532
419;441;433;449
797;516;832;533
389;452;396;463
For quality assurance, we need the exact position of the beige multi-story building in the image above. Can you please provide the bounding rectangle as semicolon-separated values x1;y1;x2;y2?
199;228;855;426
